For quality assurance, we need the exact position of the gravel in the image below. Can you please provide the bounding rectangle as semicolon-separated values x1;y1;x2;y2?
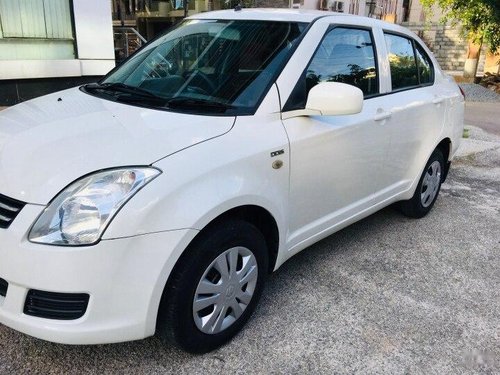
459;83;500;102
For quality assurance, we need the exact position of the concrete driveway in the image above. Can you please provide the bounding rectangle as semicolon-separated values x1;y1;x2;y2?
0;126;499;372
465;102;500;136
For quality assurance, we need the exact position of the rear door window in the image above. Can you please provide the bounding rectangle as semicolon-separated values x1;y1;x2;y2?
384;33;418;90
384;33;435;90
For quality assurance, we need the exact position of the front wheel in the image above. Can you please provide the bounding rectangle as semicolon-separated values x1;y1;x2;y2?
157;219;268;353
400;149;445;218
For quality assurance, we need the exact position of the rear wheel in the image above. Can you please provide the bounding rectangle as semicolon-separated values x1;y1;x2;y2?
157;219;268;353
400;149;445;218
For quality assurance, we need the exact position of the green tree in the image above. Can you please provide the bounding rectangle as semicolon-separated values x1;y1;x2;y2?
421;0;500;77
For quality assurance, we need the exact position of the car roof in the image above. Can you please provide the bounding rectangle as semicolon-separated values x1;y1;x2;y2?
189;8;349;23
189;8;412;33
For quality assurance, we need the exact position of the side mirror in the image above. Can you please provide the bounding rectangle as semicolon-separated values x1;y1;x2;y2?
305;82;363;116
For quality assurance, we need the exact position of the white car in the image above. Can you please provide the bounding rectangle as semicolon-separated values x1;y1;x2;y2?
0;9;464;353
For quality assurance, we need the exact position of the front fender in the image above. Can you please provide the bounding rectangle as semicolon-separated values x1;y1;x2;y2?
103;113;290;245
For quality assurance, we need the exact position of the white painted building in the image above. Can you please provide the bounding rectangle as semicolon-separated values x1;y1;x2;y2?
0;0;115;104
290;0;406;24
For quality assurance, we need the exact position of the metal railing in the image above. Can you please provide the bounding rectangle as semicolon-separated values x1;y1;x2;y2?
113;27;147;62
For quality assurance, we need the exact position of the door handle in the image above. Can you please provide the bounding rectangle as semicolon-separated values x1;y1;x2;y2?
432;96;445;104
374;111;392;122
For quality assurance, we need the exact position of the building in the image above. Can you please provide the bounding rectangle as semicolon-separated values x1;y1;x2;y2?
291;0;407;24
0;0;115;105
111;0;410;61
401;0;497;76
111;0;222;63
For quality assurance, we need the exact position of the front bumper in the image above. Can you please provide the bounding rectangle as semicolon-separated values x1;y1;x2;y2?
0;204;198;344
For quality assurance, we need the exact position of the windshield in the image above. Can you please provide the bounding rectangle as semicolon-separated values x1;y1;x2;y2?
90;19;307;115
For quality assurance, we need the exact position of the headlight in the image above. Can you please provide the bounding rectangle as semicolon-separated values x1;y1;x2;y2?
29;167;161;246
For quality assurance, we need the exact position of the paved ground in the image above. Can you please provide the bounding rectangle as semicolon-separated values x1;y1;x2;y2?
1;105;499;374
0;133;500;374
1;127;499;374
465;102;500;136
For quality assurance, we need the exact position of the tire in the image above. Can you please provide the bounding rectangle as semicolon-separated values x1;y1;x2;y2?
400;149;445;218
157;219;268;353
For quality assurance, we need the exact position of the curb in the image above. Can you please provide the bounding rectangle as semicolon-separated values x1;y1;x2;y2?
456;124;500;158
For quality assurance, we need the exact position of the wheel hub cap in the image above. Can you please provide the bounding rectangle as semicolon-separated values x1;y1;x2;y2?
225;284;236;299
193;246;258;335
420;160;442;208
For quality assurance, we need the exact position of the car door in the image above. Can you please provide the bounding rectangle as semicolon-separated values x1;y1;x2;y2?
279;25;392;251
381;32;447;191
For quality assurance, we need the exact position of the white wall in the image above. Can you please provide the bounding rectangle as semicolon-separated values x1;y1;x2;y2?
73;0;115;60
0;0;115;80
407;0;442;24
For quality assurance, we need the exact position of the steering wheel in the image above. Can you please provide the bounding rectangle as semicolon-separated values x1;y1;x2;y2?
187;70;217;95
146;53;177;79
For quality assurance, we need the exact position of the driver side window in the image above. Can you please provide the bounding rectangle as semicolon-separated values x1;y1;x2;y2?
284;27;379;111
307;27;378;97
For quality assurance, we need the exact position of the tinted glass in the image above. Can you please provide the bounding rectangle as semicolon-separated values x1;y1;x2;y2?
306;27;378;97
100;20;306;114
415;44;434;84
384;33;418;90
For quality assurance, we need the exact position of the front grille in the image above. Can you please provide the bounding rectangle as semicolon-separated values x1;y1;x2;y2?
0;278;8;297
0;194;25;229
24;290;90;320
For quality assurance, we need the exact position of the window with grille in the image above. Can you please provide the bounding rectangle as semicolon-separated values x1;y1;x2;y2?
0;0;75;60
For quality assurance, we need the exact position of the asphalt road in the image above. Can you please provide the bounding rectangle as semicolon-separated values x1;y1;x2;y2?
1;127;499;373
465;102;500;136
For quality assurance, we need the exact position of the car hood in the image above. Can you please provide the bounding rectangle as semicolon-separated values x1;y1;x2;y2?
0;88;235;204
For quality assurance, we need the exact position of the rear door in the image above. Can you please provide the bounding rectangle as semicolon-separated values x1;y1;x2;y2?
380;32;447;191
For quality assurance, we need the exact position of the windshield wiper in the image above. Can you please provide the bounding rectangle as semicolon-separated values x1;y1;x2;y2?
84;84;234;112
166;97;235;113
84;82;161;99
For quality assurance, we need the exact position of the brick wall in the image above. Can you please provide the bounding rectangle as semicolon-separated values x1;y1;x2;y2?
404;23;487;75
